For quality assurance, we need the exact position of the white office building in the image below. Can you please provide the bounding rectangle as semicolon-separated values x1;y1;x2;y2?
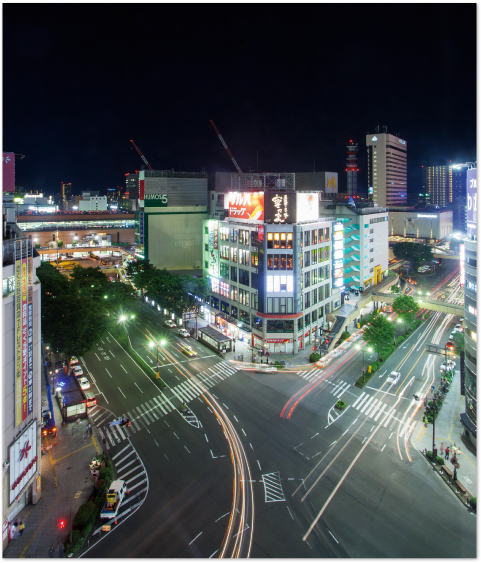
366;126;407;207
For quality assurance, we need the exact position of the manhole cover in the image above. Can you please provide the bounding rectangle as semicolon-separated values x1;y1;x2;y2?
74;491;82;498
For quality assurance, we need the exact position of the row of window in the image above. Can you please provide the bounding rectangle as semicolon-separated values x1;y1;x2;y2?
211;281;259;309
217;226;251;245
267;232;293;249
302;228;330;247
301;266;330;288
302;247;330;267
304;285;330;307
267;254;293;270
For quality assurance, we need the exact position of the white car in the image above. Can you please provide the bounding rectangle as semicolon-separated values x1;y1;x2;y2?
74;365;84;377
440;360;456;371
177;328;190;338
70;356;79;365
387;371;401;385
256;365;277;373
165;319;177;328
78;377;91;390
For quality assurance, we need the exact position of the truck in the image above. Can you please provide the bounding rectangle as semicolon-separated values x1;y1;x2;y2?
100;480;128;520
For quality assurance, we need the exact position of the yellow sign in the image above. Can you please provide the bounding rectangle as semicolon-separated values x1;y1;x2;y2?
102;525;111;532
327;177;337;190
36;476;41;493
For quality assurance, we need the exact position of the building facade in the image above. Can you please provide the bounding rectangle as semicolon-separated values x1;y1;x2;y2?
321;201;389;290
387;208;453;242
139;170;209;271
366;127;407;207
202;180;342;355
2;219;43;545
346;140;359;196
460;166;477;442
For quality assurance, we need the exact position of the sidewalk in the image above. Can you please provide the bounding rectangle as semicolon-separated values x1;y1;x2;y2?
413;368;477;498
3;361;103;558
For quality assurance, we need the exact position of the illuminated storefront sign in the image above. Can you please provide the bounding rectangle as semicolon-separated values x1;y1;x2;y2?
332;221;344;290
467;167;477;237
144;193;168;208
296;193;318;223
227;192;264;221
265;192;295;224
371;136;378;141
399;139;406;145
9;421;38;504
208;221;219;277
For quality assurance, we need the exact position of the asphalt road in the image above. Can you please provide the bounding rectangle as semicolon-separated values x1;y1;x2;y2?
78;268;474;558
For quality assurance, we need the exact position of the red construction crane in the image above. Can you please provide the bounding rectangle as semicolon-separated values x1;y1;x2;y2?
209;120;242;174
130;140;153;171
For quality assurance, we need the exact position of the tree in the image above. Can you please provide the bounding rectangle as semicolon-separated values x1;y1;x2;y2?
392;242;432;265
452;332;465;352
362;314;395;361
392;295;420;332
390;284;400;293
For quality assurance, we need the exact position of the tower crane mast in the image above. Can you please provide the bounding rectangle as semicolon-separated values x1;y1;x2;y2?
130;140;154;171
209;120;242;174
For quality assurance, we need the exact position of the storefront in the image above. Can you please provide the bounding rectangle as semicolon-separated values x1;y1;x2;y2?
266;338;292;354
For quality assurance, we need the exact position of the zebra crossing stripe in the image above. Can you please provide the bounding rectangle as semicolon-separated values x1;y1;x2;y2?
383;409;396;428
89;406;101;419
219;362;237;375
360;396;374;414
112;445;130;461
170;387;183;402
356;394;370;411
262;472;286;502
128;478;147;492
116;457;138;473
127;410;142;431
178;383;198;401
336;383;350;398
138;404;154;424
114;423;128;441
399;420;411;438
147;399;162;418
145;400;160;420
373;404;386;421
115;450;136;467
364;398;379;417
303;368;318;380
152;396;169;415
104;428;116;447
93;412;109;425
307;369;323;381
331;381;342;394
352;392;365;409
118;464;143;481
297;371;308;378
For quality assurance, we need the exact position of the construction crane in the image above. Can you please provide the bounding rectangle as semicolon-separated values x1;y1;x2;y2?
209;120;242;174
130;140;154;171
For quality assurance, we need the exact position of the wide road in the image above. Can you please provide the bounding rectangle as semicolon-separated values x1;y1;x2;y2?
81;290;474;557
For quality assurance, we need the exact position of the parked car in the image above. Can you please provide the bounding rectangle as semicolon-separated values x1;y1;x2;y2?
455;324;463;331
446;341;455;350
387;371;401;385
74;365;84;377
70;356;79;365
165;319;176;328
78;377;91;390
84;392;97;408
440;360;456;371
177;328;190;338
54;360;66;374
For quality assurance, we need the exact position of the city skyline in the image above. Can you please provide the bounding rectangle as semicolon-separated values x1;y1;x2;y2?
4;4;476;196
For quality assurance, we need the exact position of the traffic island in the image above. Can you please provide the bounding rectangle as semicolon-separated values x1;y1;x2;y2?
335;400;347;411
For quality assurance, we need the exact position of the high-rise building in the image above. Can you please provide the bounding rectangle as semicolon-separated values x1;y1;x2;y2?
61;182;71;204
366;126;407;207
346;140;358;196
460;165;477;442
125;173;139;200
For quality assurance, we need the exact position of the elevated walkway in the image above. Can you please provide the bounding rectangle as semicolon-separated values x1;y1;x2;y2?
371;292;464;315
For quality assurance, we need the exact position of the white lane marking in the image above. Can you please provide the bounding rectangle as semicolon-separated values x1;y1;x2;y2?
389;432;393;439
312;451;322;458
215;512;229;522
205;434;209;442
109;350;115;358
164;453;169;461
379;370;387;378
189;531;203;545
209;550;219;558
168;369;172;373
173;432;179;440
362;437;367;444
250;443;254;451
118;387;126;398
257;460;262;470
223;403;229;409
154;440;160;447
105;368;112;378
213;394;218;399
95;353;101;361
311;433;319;439
184;446;191;454
241;428;246;436
112;445;130;460
134;382;144;393
207;407;213;413
120;365;128;373
328;530;339;544
352;392;366;409
381;444;386;452
164;421;170;427
360;396;374;414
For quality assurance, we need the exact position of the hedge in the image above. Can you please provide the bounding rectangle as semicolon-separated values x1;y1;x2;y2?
310;353;320;363
73;503;97;528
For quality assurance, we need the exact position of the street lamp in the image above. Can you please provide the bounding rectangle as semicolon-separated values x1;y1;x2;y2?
356;344;373;382
149;339;166;379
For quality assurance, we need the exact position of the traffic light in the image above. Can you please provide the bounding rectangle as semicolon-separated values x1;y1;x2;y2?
59;519;66;529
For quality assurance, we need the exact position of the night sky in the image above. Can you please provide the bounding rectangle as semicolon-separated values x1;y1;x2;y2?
3;4;476;197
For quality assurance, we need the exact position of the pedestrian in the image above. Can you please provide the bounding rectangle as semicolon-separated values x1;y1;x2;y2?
445;446;450;460
12;521;18;539
19;521;24;535
440;442;444;456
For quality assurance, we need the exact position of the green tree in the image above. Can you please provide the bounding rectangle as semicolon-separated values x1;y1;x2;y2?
362;314;395;361
452;332;465;352
390;284;400;293
392;295;420;332
392;242;432;265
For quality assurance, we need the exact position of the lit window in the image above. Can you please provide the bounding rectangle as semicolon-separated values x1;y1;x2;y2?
274;277;280;292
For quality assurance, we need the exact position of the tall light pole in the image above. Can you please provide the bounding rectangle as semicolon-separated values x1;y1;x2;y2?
149;339;166;379
356;344;373;382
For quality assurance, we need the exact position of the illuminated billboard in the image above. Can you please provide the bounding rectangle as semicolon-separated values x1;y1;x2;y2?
332;221;344;290
208;221;219;277
296;193;318;223
10;421;38;504
460;243;465;287
467;167;477;237
227;192;264;221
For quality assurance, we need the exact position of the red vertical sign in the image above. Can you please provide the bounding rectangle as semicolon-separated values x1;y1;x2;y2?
21;258;28;420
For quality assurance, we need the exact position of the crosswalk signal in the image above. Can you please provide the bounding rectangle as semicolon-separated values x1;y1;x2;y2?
59;519;66;529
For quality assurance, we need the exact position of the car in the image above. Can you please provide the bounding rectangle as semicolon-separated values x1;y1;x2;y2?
84;392;97;408
70;356;79;365
455;324;463;330
165;319;177;328
387;371;401;385
74;365;84;377
256;365;277;373
55;360;66;374
182;345;197;357
177;328;190;338
446;341;455;350
440;360;456;371
78;377;91;390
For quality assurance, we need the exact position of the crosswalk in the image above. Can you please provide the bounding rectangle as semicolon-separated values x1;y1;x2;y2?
296;369;352;398
90;361;239;447
261;472;285;502
352;392;398;426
